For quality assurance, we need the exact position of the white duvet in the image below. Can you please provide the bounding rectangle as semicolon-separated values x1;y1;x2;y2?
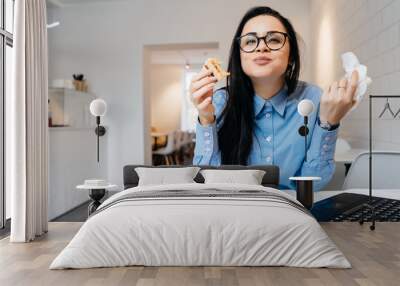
50;183;351;269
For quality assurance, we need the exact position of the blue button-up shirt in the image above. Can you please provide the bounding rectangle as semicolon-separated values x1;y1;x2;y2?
193;81;338;192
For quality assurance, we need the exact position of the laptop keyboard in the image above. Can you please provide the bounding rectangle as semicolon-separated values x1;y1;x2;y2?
311;193;400;222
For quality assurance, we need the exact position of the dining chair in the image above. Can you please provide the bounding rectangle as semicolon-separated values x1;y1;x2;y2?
342;151;400;190
153;131;177;165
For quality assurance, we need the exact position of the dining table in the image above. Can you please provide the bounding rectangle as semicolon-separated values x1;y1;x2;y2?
151;132;168;151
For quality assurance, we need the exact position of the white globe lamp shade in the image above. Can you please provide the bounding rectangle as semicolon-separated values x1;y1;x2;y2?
90;99;107;117
297;99;315;117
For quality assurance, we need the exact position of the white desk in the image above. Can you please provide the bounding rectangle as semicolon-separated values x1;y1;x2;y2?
334;148;368;164
282;189;342;203
334;148;368;175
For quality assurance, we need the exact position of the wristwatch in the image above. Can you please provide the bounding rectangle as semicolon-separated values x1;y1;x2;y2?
317;117;340;131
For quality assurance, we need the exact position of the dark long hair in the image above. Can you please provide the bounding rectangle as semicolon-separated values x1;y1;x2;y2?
217;6;300;165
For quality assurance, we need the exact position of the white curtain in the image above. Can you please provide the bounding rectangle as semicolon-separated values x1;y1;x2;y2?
9;0;49;242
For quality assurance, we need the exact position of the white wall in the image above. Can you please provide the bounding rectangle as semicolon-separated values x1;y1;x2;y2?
48;128;107;220
310;0;400;151
48;0;313;185
150;64;183;132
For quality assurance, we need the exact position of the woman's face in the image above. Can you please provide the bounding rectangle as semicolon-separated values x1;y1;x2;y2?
239;15;290;82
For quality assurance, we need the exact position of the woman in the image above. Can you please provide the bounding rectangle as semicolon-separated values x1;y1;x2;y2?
190;6;358;191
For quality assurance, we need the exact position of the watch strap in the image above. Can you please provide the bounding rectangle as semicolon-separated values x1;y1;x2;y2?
317;117;340;131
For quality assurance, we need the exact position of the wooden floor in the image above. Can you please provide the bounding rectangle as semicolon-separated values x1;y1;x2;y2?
0;222;399;286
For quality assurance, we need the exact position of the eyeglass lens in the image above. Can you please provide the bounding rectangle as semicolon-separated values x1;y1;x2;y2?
239;32;286;52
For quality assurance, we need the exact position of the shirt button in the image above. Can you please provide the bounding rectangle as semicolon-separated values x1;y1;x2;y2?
266;136;272;142
204;132;210;137
265;113;271;119
266;156;272;162
325;136;330;141
323;144;329;150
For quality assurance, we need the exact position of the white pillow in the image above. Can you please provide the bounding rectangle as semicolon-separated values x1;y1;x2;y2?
200;169;266;185
135;167;200;186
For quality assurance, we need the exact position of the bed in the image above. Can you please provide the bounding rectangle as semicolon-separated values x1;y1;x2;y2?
50;165;350;269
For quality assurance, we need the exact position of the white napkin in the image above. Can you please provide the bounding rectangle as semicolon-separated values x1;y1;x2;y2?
341;52;372;110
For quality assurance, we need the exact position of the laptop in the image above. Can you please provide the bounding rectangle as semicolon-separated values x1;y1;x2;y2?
311;193;400;222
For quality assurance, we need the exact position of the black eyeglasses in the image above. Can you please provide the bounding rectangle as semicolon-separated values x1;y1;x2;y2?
237;31;289;53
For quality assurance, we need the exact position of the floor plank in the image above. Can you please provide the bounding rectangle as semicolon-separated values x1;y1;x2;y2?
0;222;399;286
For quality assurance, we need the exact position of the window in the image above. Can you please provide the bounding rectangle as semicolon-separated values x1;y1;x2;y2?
1;0;14;229
5;0;13;33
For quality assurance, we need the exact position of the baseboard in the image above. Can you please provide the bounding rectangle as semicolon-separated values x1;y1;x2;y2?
50;200;90;222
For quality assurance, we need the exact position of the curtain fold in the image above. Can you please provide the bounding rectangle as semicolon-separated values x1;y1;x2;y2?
10;0;49;242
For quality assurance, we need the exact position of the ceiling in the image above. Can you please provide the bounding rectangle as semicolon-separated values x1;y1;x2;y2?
46;1;220;66
47;0;128;7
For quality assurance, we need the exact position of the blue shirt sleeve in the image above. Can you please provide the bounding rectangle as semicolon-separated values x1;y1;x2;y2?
193;89;227;166
295;85;339;192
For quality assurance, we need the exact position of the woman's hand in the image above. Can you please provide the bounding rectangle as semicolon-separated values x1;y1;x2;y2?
190;66;218;126
319;70;359;125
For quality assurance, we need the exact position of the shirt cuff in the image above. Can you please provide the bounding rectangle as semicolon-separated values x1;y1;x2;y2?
194;117;219;156
308;123;339;162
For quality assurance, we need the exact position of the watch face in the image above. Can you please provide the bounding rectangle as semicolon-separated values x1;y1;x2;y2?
320;121;331;130
318;117;338;130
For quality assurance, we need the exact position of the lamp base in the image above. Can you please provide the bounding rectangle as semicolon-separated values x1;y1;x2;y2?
296;180;314;210
289;177;321;210
95;126;106;136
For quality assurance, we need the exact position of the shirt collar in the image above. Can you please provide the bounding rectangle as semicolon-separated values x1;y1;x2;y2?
253;85;288;117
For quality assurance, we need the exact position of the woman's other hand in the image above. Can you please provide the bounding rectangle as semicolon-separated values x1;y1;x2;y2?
319;70;359;125
190;66;218;125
